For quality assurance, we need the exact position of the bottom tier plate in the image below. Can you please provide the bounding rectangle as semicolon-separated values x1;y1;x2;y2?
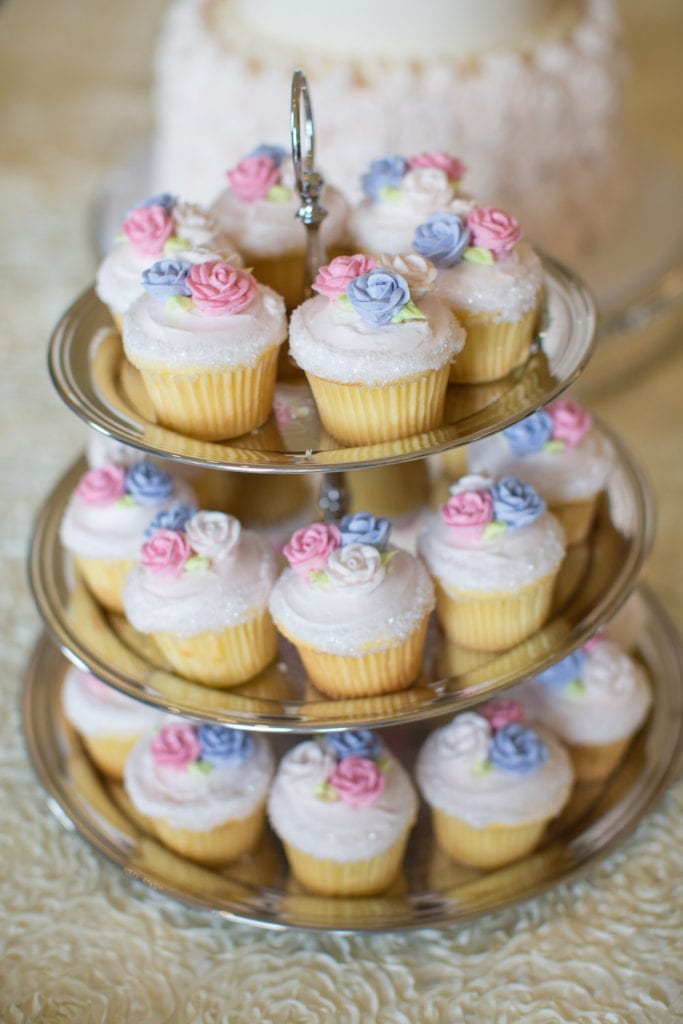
22;587;683;933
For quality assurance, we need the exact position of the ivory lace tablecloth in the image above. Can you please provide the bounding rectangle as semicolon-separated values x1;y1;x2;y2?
1;2;682;1020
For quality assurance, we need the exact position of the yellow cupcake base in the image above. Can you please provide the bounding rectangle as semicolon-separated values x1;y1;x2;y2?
306;366;450;446
132;346;280;441
153;609;279;688
449;307;538;384
435;572;558;652
432;808;549;869
152;802;266;866
549;496;599;546
283;830;411;896
82;731;142;781
74;555;136;614
568;735;632;783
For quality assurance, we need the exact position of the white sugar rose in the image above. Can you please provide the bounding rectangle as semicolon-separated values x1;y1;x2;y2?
183;242;244;268
438;712;492;777
325;543;385;592
172;201;218;244
449;474;494;496
584;642;634;697
281;741;336;795
185;511;241;561
378;253;437;297
400;167;454;210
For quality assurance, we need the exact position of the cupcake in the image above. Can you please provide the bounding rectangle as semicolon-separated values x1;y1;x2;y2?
61;664;166;780
416;703;574;869
467;399;614;544
269;514;435;698
289;254;465;445
417;474;566;651
124;720;274;864
122;257;287;440
123;510;279;687
515;637;652;781
348;150;472;256
95;192;240;330
210;144;349;310
59;460;195;613
268;730;417;895
414;205;543;382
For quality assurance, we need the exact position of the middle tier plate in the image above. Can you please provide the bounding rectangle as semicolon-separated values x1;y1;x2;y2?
29;431;653;731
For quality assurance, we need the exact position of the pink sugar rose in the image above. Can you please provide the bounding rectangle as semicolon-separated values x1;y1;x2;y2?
75;464;126;506
312;255;379;300
227;155;281;203
187;261;257;315
151;723;201;770
546;399;592;447
82;674;113;699
140;528;191;576
583;635;606;653
329;755;385;808
468;206;522;260
283;522;341;577
408;151;466;183
478;699;525;731
123;204;175;257
442;489;494;532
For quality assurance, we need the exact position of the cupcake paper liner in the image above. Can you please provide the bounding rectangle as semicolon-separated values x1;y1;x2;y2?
283;829;412;896
82;731;144;781
448;307;538;384
549;495;599;546
567;735;633;783
74;555;136;614
432;809;550;869
151;801;267;866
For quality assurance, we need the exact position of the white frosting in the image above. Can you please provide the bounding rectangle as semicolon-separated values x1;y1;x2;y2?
417;508;565;593
210;179;348;259
86;431;147;470
123;528;278;636
122;284;286;370
61;665;166;738
522;640;652;744
416;721;573;827
468;425;615;502
434;243;543;322
288;292;464;385
349;187;475;255
125;730;274;831
267;740;417;861
268;547;435;655
59;477;195;560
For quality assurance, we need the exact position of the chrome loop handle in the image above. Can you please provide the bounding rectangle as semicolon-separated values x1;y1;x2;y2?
290;69;328;296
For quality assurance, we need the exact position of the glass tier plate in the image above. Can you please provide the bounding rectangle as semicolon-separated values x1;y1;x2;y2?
22;587;683;932
48;260;595;473
29;425;653;731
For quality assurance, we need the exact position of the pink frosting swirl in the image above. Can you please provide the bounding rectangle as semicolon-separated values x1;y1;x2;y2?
140;528;191;576
283;522;341;578
312;254;379;300
478;699;525;731
328;755;385;808
151;723;200;770
123;204;175;257
441;489;494;536
227;155;281;203
546;399;592;447
468;206;522;260
408;151;466;182
187;261;257;315
75;464;127;506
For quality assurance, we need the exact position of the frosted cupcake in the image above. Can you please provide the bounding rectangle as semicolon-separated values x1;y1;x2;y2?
467;400;614;544
210;144;349;310
348;151;473;256
414;205;543;382
123;258;287;440
59;460;195;613
123;510;279;687
124;720;274;864
95;192;240;330
61;664;166;780
416;703;574;869
269;514;435;698
516;637;652;781
268;731;417;895
289;254;464;445
417;474;565;651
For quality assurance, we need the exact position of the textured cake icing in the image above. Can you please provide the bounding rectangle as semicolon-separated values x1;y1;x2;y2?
432;242;543;322
151;0;628;269
61;665;166;738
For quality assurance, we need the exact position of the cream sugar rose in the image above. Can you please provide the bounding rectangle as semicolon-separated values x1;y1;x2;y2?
288;253;464;445
268;729;417;895
467;399;614;544
123;256;287;440
123;509;279;687
268;513;435;698
417;474;565;651
413;204;543;382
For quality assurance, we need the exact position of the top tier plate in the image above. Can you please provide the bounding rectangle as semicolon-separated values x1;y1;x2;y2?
48;258;596;473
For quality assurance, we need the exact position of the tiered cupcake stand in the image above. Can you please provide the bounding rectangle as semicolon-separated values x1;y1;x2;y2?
23;79;683;933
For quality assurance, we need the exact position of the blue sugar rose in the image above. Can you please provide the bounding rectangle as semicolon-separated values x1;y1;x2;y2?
339;512;391;551
324;730;383;761
135;192;177;213
125;461;174;504
503;411;553;456
360;154;408;201
143;504;197;539
249;144;287;166
198;724;254;766
141;259;192;301
491;476;545;529
490;723;548;775
412;212;470;268
347;269;411;326
534;650;586;689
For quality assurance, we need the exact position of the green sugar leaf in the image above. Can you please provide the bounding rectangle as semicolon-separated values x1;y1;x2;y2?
378;186;403;204
463;246;494;265
314;782;338;802
166;295;193;312
267;184;291;203
483;520;508;540
116;494;138;508
164;235;190;252
543;439;566;452
392;300;426;323
185;555;210;572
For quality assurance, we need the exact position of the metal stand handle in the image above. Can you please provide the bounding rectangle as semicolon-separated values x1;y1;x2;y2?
290;69;328;297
